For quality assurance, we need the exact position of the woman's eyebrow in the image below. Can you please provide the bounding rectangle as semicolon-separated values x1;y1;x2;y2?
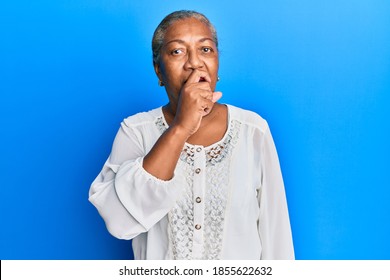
165;37;215;46
165;39;185;46
199;38;215;43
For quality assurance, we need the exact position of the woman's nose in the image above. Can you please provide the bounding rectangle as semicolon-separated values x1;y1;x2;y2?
184;50;203;69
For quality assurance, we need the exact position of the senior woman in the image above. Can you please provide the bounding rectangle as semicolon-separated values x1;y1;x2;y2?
89;10;294;260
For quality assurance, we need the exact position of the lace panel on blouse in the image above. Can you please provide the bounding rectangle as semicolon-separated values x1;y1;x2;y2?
155;116;241;259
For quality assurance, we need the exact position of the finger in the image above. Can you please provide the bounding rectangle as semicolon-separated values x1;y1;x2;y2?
195;82;213;92
197;88;213;101
184;69;201;84
200;97;217;115
186;69;211;85
201;103;212;115
212;91;222;103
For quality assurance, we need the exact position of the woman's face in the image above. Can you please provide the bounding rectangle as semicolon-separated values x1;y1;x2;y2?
154;17;219;109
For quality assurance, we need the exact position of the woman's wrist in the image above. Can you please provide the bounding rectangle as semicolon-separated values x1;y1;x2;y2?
166;123;192;143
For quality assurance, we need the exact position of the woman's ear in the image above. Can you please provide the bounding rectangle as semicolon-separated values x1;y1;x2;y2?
153;62;163;82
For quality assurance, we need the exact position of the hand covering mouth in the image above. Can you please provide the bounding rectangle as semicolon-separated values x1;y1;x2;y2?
183;76;207;84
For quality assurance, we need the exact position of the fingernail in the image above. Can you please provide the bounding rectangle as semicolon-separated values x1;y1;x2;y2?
212;92;222;102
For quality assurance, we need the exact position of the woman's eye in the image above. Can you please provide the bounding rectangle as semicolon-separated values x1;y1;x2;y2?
202;47;212;53
171;49;183;55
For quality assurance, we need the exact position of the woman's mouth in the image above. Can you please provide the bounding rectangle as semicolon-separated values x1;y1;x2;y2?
183;76;207;84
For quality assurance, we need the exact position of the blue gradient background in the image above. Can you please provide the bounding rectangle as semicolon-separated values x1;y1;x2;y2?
1;0;389;260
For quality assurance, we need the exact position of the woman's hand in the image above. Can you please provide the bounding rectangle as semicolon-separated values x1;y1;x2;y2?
172;69;222;137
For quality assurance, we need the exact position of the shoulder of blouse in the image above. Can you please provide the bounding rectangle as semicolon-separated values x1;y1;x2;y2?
227;104;269;133
121;107;162;128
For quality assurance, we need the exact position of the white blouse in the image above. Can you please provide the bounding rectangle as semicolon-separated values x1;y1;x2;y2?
89;104;294;260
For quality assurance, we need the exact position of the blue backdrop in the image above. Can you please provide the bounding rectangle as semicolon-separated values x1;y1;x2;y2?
1;0;389;260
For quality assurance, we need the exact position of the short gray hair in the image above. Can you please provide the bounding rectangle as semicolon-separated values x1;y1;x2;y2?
152;10;219;65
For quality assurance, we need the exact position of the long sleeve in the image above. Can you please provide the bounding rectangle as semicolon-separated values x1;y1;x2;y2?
258;125;295;260
89;119;184;240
